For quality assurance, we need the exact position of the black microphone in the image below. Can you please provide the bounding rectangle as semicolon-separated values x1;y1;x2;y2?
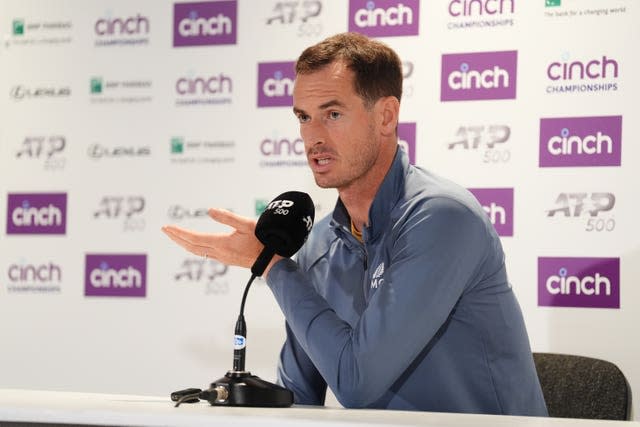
251;191;315;276
211;191;314;407
235;191;314;372
173;192;314;408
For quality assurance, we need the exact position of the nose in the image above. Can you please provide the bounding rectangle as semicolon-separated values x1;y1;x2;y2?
301;119;327;153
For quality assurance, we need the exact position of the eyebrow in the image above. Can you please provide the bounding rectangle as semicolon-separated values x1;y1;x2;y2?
293;99;347;116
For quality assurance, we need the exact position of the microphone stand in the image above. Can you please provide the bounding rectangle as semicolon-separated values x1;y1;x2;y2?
200;273;294;407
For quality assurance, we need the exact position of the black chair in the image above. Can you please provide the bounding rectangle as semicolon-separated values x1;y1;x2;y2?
533;352;632;420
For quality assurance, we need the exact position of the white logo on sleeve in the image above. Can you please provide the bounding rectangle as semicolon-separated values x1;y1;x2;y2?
371;262;385;289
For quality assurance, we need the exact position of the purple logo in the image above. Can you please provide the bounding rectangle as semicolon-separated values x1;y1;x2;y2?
260;137;305;156
6;193;67;235
538;257;620;309
8;262;62;283
176;74;232;95
173;1;237;47
259;135;306;167
349;0;420;37
441;50;517;101
85;254;147;297
398;122;416;164
7;260;63;293
539;116;622;167
547;55;618;82
468;188;513;236
95;14;150;36
448;0;515;17
257;62;295;107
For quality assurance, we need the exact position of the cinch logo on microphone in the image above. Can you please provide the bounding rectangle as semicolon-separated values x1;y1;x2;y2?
538;257;619;309
85;254;147;297
173;1;237;47
441;50;517;101
468;188;513;236
257;61;295;107
539;116;622;167
6;193;67;235
349;0;420;37
398;122;416;164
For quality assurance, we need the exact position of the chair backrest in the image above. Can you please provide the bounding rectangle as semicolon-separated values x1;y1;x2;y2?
533;352;632;420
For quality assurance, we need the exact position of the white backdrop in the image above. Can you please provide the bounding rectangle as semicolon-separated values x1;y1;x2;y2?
0;0;638;417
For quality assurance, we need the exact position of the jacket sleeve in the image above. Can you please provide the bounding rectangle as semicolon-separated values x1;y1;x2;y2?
266;197;491;408
277;322;327;405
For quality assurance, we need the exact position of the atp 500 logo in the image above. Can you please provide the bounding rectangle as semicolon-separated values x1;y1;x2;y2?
267;199;293;215
547;192;616;232
16;135;66;170
266;1;323;37
174;257;229;295
448;124;511;164
93;196;146;231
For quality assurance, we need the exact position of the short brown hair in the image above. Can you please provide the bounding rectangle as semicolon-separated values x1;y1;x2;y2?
295;32;403;107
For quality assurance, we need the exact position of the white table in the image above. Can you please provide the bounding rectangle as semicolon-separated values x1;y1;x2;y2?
0;389;636;427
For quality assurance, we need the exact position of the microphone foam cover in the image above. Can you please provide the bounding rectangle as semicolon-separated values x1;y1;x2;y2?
255;191;315;257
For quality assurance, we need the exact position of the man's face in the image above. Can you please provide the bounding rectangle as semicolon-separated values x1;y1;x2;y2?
292;61;382;191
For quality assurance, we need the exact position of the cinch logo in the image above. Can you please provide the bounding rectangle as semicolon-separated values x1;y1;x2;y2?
259;135;307;167
260;137;304;156
8;262;62;283
441;50;517;101
257;62;295;107
85;254;146;297
173;1;237;47
6;193;67;235
468;188;513;236
398;122;416;164
176;74;232;95
539;116;622;167
538;257;619;308
448;0;515;17
349;0;420;37
547;55;618;82
95;14;149;35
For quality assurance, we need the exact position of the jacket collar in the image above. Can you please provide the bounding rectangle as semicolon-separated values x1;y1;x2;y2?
330;147;408;243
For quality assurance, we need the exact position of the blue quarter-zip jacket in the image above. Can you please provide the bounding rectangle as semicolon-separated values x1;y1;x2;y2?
266;148;548;416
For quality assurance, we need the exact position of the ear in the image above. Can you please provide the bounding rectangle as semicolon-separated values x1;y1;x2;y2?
377;96;400;137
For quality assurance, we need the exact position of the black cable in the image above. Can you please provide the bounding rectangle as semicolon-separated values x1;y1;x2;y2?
239;274;257;317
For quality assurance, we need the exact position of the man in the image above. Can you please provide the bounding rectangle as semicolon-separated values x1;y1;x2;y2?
162;32;548;416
